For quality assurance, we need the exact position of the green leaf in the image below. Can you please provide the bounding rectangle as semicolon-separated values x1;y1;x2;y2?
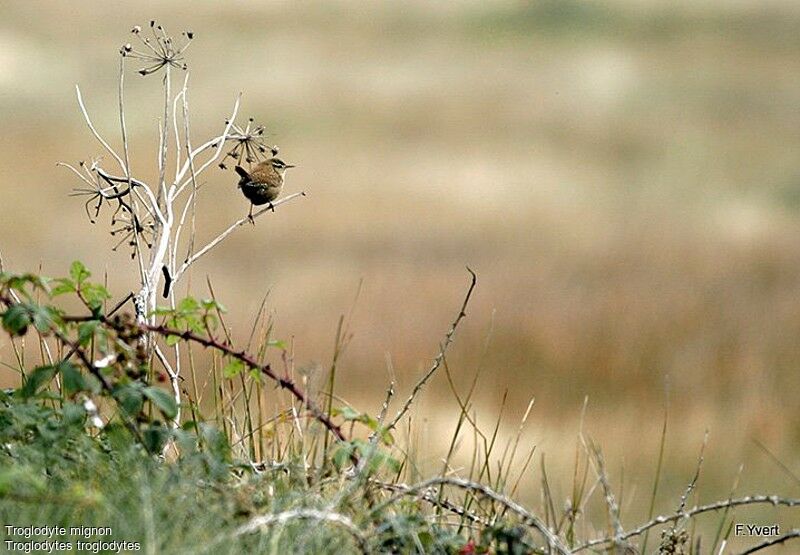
69;261;91;285
201;298;226;313
142;423;170;453
337;406;363;422
268;339;287;350
364;418;395;446
2;273;50;296
2;304;31;336
178;296;200;313
165;334;181;346
200;423;231;463
60;361;87;396
81;283;111;311
332;442;356;469
51;278;76;296
143;386;178;419
223;358;245;378
152;307;175;316
31;305;57;332
183;314;204;334
77;321;99;346
20;365;57;398
115;384;144;417
333;405;370;424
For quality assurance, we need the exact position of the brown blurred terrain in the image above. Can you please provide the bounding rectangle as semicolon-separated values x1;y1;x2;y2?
2;0;800;530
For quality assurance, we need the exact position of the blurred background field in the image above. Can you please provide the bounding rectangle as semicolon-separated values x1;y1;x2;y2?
1;0;799;537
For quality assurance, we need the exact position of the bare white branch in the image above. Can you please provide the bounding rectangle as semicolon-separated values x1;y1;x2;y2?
172;191;306;283
153;344;181;427
171;93;242;200
75;85;126;173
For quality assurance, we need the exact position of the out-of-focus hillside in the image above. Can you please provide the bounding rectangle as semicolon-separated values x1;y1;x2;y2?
1;1;799;529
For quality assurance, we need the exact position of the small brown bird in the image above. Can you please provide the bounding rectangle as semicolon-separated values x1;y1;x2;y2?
235;158;295;223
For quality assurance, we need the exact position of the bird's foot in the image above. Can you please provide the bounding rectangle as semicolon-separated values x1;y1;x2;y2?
247;214;255;225
269;202;275;213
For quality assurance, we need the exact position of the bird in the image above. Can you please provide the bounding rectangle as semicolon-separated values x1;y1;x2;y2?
234;158;295;223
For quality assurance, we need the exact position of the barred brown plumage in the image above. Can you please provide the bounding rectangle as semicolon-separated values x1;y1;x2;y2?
234;157;295;223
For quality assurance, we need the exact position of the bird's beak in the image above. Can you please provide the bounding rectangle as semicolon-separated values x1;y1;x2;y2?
285;164;296;169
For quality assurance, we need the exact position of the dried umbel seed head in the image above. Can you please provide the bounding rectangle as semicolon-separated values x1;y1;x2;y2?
125;20;192;75
220;118;276;168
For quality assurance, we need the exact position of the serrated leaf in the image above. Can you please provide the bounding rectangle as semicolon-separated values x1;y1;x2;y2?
77;320;99;346
81;283;111;311
2;304;31;336
115;384;143;417
31;306;56;332
223;358;245;378
20;365;57;398
337;406;362;421
51;278;76;296
333;442;356;469
201;298;226;313
143;386;178;419
152;307;175;316
184;315;204;334
3;273;49;296
178;296;200;313
70;261;91;285
60;361;87;396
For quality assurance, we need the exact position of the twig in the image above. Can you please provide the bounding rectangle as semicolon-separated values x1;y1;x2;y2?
140;322;347;443
370;476;569;555
171;191;307;283
75;85;126;173
0;294;146;447
385;267;477;432
571;495;800;553
153;343;181;426
95;167;164;224
172;95;241;194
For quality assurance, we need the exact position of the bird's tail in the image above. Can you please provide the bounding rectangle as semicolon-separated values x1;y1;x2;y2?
234;165;250;179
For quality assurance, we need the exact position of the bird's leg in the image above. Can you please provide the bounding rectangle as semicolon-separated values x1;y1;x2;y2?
247;203;255;225
268;202;275;213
